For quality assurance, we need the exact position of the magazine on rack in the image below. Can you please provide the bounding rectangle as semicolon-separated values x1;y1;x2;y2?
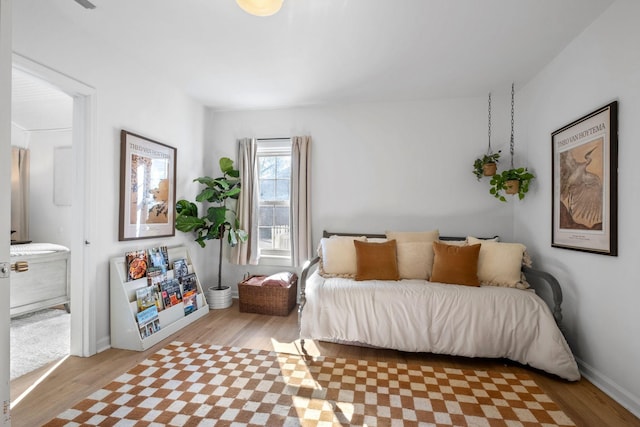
125;250;148;281
172;258;189;280
160;278;183;308
181;273;198;315
147;246;169;272
136;305;161;339
135;286;157;312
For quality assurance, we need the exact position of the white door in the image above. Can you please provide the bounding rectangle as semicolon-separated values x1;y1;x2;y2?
0;1;12;425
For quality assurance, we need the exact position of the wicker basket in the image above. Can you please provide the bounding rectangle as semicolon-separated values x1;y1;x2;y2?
238;275;297;316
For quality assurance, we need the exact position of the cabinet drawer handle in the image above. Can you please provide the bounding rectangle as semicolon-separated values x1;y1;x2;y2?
11;261;29;273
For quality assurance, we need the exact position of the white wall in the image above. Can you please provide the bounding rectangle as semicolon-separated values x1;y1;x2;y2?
516;0;639;416
207;95;519;294
27;130;72;248
13;4;207;352
10;123;28;147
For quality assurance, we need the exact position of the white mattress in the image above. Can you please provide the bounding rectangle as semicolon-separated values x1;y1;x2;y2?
10;243;70;256
300;271;580;381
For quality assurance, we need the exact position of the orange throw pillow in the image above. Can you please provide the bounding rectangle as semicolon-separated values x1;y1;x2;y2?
354;240;400;281
430;241;481;287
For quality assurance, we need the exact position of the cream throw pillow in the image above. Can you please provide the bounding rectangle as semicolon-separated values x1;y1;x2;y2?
396;242;432;280
385;230;439;243
318;236;366;277
467;237;527;288
386;230;439;280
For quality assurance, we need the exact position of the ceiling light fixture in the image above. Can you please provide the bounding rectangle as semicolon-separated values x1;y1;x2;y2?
236;0;283;17
74;0;96;9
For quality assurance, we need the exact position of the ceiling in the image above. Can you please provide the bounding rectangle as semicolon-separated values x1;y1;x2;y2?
12;68;73;131
12;0;613;113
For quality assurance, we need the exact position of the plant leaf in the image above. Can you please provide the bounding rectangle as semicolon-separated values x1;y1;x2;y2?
193;176;216;187
176;200;197;216
176;215;205;232
207;206;228;231
219;157;234;174
196;188;215;202
228;228;238;247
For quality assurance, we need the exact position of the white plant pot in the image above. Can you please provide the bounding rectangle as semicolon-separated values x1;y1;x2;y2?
207;286;232;309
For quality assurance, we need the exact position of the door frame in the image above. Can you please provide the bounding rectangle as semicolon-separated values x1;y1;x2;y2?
1;0;13;424
12;53;97;357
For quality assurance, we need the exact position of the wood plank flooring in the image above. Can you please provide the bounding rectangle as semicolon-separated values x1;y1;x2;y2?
10;301;640;427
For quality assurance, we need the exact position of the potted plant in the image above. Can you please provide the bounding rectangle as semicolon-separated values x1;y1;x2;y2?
175;157;248;309
489;167;535;202
472;151;500;180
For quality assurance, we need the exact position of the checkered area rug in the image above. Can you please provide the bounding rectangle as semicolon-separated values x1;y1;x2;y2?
45;341;574;426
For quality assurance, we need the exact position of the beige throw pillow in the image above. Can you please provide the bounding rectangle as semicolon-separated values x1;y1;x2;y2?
396;241;432;280
385;230;440;243
386;230;439;280
318;236;366;277
467;237;527;288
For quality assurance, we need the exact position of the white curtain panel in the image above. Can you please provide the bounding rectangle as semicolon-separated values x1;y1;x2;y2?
231;138;260;265
11;146;30;241
291;136;312;267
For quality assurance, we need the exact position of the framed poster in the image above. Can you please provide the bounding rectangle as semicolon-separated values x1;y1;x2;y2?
551;101;618;255
119;130;177;241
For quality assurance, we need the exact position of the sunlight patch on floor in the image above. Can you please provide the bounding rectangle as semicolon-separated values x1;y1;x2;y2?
10;355;70;409
270;337;321;357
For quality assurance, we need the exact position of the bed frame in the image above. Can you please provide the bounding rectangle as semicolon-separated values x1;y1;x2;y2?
298;231;564;333
10;250;71;318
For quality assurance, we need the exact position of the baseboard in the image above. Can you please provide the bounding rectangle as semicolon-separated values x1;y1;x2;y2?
577;357;640;419
96;336;111;354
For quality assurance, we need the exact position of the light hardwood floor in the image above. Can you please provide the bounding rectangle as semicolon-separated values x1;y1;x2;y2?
10;301;640;427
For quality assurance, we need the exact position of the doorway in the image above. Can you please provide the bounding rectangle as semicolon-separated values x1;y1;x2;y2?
9;67;73;392
9;54;95;407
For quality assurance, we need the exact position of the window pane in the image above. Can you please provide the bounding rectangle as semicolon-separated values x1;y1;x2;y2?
274;207;289;226
255;142;294;261
277;156;291;179
258;227;272;249
259;179;275;200
259;157;276;179
273;225;290;250
259;206;273;225
275;180;290;201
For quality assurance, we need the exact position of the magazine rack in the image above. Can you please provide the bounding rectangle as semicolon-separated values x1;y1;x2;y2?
109;245;209;351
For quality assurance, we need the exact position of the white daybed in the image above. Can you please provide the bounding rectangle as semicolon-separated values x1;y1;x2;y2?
10;243;70;318
298;231;580;381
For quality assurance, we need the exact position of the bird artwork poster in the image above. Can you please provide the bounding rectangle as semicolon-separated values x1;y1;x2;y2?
551;101;618;256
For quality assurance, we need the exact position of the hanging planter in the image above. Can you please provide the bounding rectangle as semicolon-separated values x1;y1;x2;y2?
473;151;500;179
472;93;500;180
505;179;519;194
483;161;498;177
488;83;535;202
489;168;534;201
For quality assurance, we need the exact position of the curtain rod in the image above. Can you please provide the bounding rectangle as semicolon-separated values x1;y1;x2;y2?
256;137;291;141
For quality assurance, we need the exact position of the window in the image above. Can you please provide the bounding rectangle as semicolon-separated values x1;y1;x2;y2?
257;139;292;261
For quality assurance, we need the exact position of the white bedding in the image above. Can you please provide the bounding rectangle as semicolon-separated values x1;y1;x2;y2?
300;271;580;381
10;243;70;256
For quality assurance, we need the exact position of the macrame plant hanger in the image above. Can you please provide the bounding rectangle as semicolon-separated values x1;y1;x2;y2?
487;92;493;156
474;91;503;180
509;82;515;169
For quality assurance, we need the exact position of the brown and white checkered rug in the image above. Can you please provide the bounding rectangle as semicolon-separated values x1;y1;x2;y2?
45;341;574;426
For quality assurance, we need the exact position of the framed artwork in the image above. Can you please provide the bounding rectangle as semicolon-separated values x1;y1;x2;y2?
551;101;618;256
119;130;177;241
